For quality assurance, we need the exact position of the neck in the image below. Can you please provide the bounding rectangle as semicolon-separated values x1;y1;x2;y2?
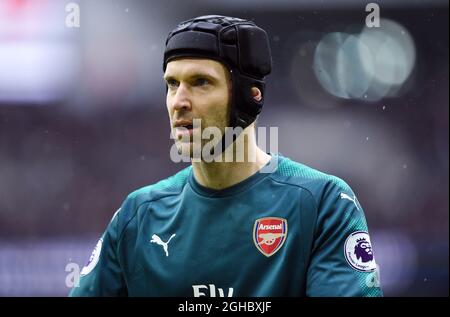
192;125;271;190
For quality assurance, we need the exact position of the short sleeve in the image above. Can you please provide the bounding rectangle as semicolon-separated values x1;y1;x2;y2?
69;208;127;297
306;182;383;297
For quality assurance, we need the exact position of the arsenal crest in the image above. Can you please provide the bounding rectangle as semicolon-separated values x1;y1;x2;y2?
253;217;288;257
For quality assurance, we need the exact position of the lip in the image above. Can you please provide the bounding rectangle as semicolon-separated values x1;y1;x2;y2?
173;120;193;128
175;128;193;138
173;120;195;139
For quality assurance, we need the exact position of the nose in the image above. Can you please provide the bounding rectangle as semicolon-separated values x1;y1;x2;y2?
171;84;192;112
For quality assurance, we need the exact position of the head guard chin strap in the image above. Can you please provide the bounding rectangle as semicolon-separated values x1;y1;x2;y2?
163;15;272;154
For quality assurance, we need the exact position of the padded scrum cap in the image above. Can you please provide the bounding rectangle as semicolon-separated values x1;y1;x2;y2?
163;15;272;154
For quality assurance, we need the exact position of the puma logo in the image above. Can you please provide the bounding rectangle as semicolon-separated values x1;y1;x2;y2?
150;233;176;257
340;192;360;210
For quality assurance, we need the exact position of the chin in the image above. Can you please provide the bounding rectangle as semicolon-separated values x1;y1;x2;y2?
176;142;189;153
175;142;196;159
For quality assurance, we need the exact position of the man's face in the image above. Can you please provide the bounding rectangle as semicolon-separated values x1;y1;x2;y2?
164;58;231;157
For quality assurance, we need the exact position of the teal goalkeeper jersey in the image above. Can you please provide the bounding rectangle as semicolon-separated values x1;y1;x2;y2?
69;154;382;297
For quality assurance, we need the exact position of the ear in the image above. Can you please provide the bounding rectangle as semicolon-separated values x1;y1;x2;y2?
251;87;262;102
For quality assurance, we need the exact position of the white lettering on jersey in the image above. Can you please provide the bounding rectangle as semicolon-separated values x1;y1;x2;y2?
258;223;282;230
192;284;234;297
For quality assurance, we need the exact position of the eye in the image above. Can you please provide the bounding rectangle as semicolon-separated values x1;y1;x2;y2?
166;79;179;88
193;77;211;87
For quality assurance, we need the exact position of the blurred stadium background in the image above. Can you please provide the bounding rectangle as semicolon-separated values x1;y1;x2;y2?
0;0;448;296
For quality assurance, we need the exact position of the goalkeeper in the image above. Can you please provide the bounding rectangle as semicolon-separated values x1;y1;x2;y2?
70;15;383;297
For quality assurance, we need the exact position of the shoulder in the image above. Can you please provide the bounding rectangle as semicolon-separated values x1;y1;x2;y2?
271;155;354;207
273;155;367;242
127;165;192;203
112;166;192;234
